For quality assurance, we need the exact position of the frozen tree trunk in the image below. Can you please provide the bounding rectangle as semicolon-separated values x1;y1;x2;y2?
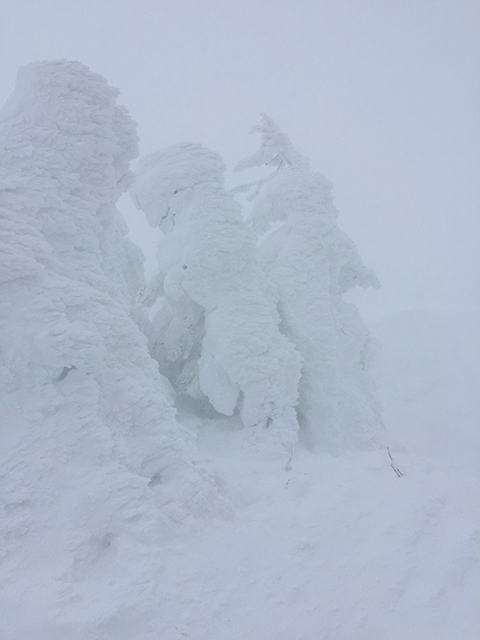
235;114;383;453
132;143;302;451
0;62;224;618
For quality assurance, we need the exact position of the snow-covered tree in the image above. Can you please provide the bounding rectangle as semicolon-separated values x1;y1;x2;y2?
0;62;225;607
131;142;302;450
235;114;383;452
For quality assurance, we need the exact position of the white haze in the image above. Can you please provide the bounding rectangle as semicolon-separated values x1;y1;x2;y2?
1;0;478;309
1;4;479;637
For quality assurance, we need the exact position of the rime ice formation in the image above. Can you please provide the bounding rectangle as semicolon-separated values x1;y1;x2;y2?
236;114;383;452
131;143;302;449
0;61;225;618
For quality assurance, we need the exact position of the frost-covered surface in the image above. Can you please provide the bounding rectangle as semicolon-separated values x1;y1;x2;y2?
3;419;479;639
1;65;478;639
4;302;478;639
0;61;226;627
236;114;383;453
132;143;302;450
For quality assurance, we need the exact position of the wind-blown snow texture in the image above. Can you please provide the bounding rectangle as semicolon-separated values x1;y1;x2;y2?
236;114;383;453
1;64;478;639
0;61;226;629
132;143;302;451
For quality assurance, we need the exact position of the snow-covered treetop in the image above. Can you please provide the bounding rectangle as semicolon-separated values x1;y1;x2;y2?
236;114;379;293
0;60;140;294
235;113;307;172
0;59;138;204
131;143;226;230
235;114;338;236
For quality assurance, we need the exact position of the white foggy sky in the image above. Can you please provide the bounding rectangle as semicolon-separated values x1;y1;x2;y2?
1;0;479;307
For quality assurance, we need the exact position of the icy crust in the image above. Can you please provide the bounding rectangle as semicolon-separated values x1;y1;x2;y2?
236;114;383;452
132;143;302;450
0;61;226;621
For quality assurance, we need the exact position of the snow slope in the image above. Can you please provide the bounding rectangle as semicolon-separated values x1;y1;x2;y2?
3;435;479;639
371;305;480;468
149;443;480;640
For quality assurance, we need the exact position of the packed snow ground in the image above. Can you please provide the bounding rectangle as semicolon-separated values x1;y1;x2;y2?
2;305;479;640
